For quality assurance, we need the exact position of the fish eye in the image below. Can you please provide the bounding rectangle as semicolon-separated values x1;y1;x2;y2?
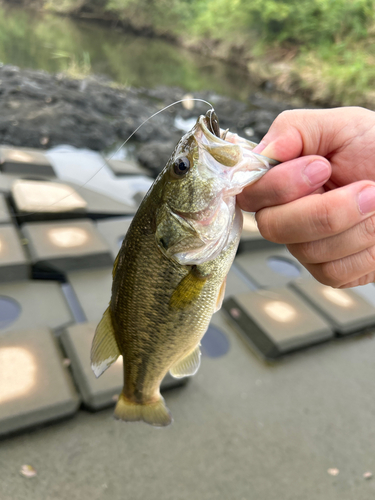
173;157;190;177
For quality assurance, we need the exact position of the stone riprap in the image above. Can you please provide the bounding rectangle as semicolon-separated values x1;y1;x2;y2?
0;64;293;175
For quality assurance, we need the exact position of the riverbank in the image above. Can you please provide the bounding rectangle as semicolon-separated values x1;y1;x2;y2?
0;65;293;175
9;0;375;109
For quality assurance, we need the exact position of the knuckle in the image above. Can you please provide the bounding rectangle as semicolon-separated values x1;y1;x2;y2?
289;241;316;263
362;216;375;241
342;272;375;288
364;246;375;267
256;210;284;243
312;202;339;235
318;261;346;287
272;182;290;205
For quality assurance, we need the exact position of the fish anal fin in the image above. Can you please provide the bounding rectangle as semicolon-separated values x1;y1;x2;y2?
91;307;120;378
169;270;207;309
170;344;201;378
214;276;227;313
114;393;172;427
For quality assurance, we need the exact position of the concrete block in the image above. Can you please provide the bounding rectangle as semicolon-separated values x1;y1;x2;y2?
0;327;79;437
22;219;113;273
223;287;333;358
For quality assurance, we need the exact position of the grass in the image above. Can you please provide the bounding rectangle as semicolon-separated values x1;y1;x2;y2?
51;50;92;79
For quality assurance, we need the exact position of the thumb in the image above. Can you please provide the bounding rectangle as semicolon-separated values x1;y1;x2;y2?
253;107;369;162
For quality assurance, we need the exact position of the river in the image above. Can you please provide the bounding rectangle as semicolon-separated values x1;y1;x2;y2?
0;3;254;101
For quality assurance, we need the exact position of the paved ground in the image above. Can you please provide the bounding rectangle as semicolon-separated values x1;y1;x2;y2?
2;311;375;500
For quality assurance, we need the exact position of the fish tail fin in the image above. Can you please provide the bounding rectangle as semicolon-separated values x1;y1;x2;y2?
114;393;173;427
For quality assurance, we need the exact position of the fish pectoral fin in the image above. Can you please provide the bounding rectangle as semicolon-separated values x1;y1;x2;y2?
169;269;207;309
214;276;227;313
91;307;120;378
170;344;201;378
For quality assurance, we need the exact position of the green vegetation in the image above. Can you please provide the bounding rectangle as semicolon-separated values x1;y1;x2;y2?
0;3;252;99
4;0;375;106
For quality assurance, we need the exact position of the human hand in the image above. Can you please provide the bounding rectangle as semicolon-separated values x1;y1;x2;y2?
237;107;375;288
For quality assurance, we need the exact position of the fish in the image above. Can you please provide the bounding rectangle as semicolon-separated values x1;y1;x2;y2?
91;109;278;427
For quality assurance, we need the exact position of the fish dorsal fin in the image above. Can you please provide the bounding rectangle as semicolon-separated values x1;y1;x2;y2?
170;344;201;378
169;270;207;309
214;276;227;313
91;307;120;378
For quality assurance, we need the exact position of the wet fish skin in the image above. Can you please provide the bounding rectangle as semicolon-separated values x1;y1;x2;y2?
91;111;275;426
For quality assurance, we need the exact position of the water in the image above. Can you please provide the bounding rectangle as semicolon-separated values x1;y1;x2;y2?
0;4;254;100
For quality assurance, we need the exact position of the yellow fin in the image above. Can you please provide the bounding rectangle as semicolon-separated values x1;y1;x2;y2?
214;276;227;313
114;393;172;427
91;307;120;378
169;271;207;309
170;344;201;378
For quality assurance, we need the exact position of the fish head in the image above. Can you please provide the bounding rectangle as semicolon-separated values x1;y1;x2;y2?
155;110;278;265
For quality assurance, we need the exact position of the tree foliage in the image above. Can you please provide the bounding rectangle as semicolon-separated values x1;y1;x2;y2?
40;0;375;47
191;0;375;45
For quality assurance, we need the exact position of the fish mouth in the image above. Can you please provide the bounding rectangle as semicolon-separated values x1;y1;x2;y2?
200;111;226;144
198;111;279;167
204;109;221;138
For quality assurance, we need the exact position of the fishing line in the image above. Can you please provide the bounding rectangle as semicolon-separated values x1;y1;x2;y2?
3;97;214;219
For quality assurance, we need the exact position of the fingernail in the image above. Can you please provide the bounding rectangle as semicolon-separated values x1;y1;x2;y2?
358;186;375;214
253;141;267;154
303;161;330;186
260;144;280;161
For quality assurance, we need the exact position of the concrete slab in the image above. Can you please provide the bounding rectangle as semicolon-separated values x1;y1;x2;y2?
0;194;11;224
11;179;137;222
66;268;112;322
11;179;87;220
105;158;149;176
235;247;311;288
223;287;333;358
96;217;133;259
0;327;79;437
239;211;281;252
21;219;113;273
67;182;136;218
224;264;256;297
0;280;74;334
0;173;19;194
0;224;30;282
2;310;375;499
0;146;56;177
46;147;153;208
353;282;375;305
291;278;375;334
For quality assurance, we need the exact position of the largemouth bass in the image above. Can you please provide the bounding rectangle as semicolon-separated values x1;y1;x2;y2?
91;110;278;426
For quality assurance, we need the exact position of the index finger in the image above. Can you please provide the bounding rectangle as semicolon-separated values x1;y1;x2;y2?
237;155;331;212
256;181;375;244
256;107;373;161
